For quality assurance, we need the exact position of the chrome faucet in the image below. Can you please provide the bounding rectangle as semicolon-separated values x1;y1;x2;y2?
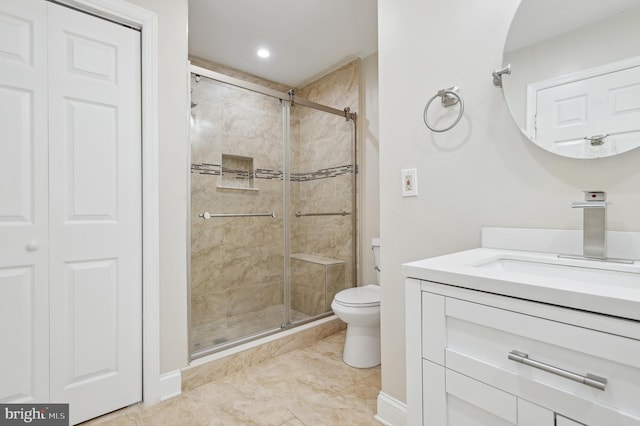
572;191;607;259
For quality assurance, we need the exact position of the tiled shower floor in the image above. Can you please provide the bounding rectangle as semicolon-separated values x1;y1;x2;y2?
191;304;310;353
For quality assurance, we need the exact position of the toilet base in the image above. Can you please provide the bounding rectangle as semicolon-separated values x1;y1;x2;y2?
342;324;381;368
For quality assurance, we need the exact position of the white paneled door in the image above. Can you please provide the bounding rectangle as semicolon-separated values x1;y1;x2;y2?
535;65;640;156
0;1;142;424
47;2;142;423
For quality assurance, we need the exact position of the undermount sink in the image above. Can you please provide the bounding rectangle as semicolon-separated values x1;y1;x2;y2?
402;229;640;321
472;255;640;287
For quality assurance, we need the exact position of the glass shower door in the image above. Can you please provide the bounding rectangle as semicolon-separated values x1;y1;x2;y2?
288;103;356;322
190;74;286;354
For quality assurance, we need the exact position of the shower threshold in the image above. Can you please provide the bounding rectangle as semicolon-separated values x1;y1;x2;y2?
191;304;319;358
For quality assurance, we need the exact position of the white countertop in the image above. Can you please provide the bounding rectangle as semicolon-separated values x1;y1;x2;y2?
403;247;640;322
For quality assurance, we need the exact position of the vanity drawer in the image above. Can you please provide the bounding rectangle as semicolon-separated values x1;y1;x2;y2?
442;298;640;425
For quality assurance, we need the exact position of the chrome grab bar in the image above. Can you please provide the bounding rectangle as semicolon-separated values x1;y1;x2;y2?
508;350;607;391
199;212;277;220
295;210;351;217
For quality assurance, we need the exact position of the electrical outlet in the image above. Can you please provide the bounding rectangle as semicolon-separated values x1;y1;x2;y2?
401;168;417;197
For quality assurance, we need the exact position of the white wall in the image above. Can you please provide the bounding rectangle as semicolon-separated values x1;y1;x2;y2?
360;53;380;285
126;0;189;374
378;0;640;403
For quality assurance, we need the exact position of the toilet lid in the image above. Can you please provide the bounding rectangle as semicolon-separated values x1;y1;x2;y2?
334;284;380;307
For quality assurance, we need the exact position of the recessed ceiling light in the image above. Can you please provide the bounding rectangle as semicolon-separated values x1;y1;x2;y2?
257;48;270;58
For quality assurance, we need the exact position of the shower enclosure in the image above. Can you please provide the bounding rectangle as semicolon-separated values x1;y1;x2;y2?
189;64;357;358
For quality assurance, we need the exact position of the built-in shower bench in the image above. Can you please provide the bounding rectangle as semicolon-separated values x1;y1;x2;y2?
290;253;344;266
290;253;346;317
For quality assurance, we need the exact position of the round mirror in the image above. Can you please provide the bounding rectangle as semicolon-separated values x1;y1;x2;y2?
501;0;640;159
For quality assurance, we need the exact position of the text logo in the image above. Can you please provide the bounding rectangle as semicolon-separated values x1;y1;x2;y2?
0;404;68;426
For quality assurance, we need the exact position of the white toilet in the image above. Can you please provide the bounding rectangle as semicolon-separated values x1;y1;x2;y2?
331;238;381;368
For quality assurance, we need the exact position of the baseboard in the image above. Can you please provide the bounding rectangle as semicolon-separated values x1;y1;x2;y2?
159;370;182;402
375;391;407;426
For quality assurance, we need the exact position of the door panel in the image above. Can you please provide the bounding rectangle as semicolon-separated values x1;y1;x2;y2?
65;32;118;83
63;259;118;385
0;267;36;401
0;6;35;66
0;0;48;404
189;77;285;352
289;104;355;319
64;99;118;221
46;3;141;423
0;86;35;222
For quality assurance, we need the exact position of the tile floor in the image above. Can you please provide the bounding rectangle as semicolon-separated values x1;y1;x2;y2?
83;331;381;425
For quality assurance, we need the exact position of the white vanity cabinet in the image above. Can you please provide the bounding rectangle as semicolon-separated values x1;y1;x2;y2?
406;278;640;426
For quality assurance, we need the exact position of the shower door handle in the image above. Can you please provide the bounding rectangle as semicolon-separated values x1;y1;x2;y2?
199;211;278;219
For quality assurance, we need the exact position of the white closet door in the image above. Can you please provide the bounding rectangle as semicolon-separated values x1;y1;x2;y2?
0;0;49;404
46;3;142;424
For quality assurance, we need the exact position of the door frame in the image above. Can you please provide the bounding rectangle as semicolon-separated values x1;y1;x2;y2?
53;0;161;405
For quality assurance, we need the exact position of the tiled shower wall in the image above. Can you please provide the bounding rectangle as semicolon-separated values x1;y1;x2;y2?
189;56;358;337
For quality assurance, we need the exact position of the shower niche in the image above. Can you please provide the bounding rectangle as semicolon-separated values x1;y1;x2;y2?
189;61;358;358
219;154;257;190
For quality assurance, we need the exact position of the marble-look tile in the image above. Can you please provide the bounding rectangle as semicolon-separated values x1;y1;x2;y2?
279;418;305;426
238;345;378;425
84;329;378;426
340;369;382;413
303;331;347;363
183;318;345;392
138;394;212;426
299;60;359;112
187;378;298;426
81;405;142;426
286;390;380;426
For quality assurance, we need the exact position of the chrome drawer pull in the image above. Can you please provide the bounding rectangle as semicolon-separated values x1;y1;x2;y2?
508;350;608;391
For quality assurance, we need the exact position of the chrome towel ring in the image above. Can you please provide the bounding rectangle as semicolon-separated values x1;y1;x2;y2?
423;87;464;133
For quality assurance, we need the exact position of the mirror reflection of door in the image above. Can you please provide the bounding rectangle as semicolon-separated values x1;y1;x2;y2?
531;61;640;158
501;0;640;158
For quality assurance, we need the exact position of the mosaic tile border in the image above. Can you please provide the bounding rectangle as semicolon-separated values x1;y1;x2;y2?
191;164;356;182
191;163;220;176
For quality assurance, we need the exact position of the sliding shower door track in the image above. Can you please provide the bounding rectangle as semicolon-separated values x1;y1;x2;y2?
190;65;356;121
190;312;335;361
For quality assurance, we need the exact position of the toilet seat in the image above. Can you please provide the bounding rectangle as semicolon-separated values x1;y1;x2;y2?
334;284;380;308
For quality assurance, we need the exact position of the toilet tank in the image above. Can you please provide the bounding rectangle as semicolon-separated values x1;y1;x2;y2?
372;238;380;284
